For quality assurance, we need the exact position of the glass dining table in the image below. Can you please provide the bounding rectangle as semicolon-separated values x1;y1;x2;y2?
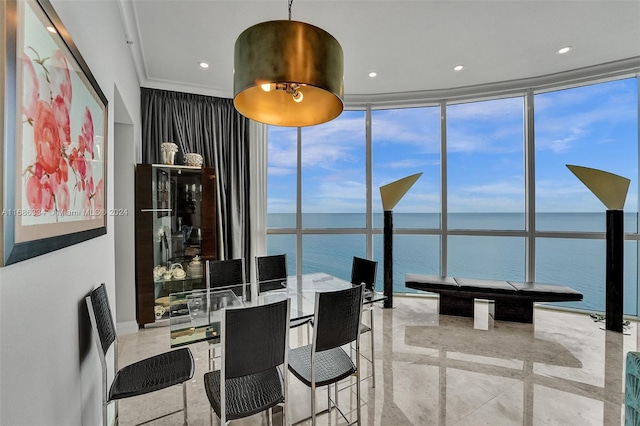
168;272;387;348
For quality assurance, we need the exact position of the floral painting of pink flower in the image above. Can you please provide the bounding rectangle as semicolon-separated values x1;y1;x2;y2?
18;0;106;227
4;0;107;265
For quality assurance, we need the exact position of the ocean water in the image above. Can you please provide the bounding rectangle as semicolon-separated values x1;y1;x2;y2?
267;213;640;315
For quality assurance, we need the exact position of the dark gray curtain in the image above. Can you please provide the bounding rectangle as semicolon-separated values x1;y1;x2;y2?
141;87;252;264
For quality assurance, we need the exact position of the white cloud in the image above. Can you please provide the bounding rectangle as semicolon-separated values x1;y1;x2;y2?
448;195;523;213
299;116;365;168
313;179;366;202
302;178;366;213
372;110;440;152
535;178;605;212
448;97;523;120
267;166;294;177
267;197;295;214
385;158;439;169
535;82;637;154
461;179;524;196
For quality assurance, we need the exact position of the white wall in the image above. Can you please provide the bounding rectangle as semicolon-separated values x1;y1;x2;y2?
114;89;138;335
0;1;140;424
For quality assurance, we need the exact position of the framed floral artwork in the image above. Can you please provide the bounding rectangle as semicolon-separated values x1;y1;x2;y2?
1;0;108;265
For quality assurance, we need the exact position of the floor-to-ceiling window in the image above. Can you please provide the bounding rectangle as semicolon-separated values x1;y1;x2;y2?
266;112;368;279
447;96;526;282
266;75;640;315
372;106;441;291
534;78;639;313
300;111;367;279
266;127;298;275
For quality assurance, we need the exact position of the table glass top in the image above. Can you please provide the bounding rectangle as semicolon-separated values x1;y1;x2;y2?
169;272;386;347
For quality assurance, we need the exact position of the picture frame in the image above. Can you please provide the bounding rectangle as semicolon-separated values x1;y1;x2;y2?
1;0;108;266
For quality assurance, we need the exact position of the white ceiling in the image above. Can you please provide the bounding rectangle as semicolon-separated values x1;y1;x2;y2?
119;0;640;104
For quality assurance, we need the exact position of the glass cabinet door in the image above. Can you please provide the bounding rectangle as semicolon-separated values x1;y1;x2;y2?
151;165;205;319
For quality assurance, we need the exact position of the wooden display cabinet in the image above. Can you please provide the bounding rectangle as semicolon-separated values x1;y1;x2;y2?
134;164;217;326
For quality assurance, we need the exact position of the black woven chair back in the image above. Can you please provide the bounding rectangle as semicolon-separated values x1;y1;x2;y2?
256;254;288;293
207;259;245;296
351;256;378;291
224;299;289;379
314;284;364;352
88;283;117;356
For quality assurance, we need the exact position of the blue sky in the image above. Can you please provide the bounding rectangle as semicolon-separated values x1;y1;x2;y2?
268;77;638;215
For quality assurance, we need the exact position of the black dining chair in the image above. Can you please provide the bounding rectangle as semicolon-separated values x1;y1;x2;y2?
206;258;247;300
86;283;195;426
204;298;290;425
288;284;364;425
204;258;247;368
351;256;378;387
255;253;288;293
256;254;313;338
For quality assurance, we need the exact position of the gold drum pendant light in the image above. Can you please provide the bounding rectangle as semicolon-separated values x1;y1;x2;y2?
233;9;344;127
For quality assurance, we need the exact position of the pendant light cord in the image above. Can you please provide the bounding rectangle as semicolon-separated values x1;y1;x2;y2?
288;0;293;20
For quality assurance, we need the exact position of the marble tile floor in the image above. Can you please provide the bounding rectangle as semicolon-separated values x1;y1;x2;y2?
116;296;638;425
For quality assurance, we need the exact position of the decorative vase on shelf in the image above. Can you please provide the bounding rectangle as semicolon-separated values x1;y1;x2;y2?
187;255;203;278
184;153;203;167
160;142;178;165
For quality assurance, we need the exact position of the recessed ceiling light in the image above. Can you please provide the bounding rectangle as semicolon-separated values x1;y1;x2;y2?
46;26;56;33
454;65;464;71
558;46;572;54
368;71;377;78
198;62;210;69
